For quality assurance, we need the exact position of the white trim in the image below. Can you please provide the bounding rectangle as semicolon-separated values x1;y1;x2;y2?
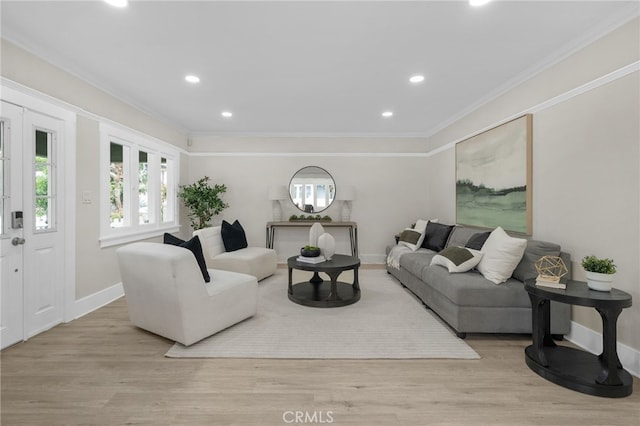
0;85;78;326
73;283;124;320
566;321;640;379
99;225;180;248
189;151;431;158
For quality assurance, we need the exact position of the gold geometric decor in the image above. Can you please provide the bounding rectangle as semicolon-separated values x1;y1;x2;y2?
534;256;568;289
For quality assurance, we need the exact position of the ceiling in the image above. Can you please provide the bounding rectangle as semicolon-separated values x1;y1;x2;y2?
2;1;638;137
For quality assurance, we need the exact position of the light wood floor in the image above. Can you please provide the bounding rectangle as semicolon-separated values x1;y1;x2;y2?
2;295;639;425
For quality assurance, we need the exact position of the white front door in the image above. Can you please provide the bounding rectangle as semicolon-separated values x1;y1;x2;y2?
0;101;66;349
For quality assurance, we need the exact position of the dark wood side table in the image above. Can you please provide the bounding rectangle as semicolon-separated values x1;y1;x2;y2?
287;254;360;308
524;280;633;398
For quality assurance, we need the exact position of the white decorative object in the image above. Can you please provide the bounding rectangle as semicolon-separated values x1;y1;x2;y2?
336;185;356;221
317;232;336;261
309;222;325;247
586;271;615;292
268;185;288;221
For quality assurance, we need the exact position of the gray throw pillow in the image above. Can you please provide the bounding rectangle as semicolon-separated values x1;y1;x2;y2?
512;240;561;282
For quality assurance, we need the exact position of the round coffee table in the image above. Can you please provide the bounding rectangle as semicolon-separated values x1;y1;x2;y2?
287;254;360;308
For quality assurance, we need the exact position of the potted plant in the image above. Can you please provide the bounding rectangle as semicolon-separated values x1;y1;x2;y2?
178;176;229;230
581;255;616;292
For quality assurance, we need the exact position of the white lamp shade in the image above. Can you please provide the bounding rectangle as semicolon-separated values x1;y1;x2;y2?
336;185;355;201
268;185;288;200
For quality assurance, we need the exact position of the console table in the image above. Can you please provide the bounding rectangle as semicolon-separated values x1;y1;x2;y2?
266;221;358;257
524;280;633;398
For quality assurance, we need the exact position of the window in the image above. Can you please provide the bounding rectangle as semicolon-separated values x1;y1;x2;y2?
34;129;56;232
100;123;179;247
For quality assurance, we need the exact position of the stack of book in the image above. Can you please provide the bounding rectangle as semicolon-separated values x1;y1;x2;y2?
297;255;326;264
535;279;566;290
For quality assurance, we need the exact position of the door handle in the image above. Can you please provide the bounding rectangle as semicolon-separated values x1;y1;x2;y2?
11;237;26;246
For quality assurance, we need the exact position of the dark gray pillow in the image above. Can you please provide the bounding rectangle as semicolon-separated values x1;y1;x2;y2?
422;222;455;252
512;240;561;282
465;231;491;250
221;220;248;252
163;233;210;283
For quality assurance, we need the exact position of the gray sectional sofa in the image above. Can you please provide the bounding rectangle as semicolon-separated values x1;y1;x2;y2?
386;224;571;338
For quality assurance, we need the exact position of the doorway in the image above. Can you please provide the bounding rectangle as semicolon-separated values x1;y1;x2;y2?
1;99;69;349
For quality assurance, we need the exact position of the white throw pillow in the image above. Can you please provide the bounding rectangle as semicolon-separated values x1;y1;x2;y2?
431;246;483;273
477;226;527;284
398;227;426;251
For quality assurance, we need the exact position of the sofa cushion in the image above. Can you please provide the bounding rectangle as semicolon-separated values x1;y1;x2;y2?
512;240;561;282
163;233;211;283
431;247;483;273
446;225;490;248
422;264;531;308
465;231;491;250
422;222;455;251
398;249;437;278
477;226;527;284
221;220;249;252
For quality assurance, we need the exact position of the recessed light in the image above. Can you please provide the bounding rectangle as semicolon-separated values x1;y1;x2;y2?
469;0;491;6
382;111;393;118
409;75;425;84
104;0;128;7
185;75;200;84
221;111;233;118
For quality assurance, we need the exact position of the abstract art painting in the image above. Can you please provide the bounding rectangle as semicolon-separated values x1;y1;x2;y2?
456;114;532;235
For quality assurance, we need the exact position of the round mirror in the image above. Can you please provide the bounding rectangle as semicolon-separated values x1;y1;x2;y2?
289;166;336;214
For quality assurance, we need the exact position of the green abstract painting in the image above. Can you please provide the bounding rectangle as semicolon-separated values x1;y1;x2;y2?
456;115;532;235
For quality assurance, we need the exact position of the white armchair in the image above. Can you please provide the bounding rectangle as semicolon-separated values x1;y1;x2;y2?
116;242;258;346
193;226;277;281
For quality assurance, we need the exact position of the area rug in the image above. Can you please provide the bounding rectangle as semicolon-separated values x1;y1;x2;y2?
165;268;480;359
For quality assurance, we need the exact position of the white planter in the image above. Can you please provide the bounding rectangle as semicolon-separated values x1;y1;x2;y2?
585;271;615;292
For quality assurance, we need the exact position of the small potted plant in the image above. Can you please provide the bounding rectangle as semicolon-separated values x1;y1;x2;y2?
300;245;321;257
581;255;616;292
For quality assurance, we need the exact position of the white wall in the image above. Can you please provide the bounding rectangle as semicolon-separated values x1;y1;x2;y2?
424;18;640;351
187;142;431;263
1;39;189;300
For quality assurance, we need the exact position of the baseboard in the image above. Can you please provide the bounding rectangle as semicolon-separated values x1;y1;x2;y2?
566;320;640;378
73;282;124;320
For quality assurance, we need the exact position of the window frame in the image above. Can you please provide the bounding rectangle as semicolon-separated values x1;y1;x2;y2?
99;122;179;248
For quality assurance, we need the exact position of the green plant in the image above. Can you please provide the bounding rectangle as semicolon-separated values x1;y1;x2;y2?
322;215;332;222
177;176;229;230
289;214;300;221
581;255;617;274
304;245;319;250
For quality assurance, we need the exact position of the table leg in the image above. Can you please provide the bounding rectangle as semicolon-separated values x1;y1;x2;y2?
326;271;341;301
310;272;323;285
353;267;360;292
288;267;293;295
348;228;355;257
528;294;555;367
596;307;624;386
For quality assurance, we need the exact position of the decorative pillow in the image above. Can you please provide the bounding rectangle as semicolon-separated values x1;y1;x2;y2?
422;222;455;251
512;240;561;282
163;233;210;283
465;231;491;250
221;220;248;252
430;246;483;273
397;227;426;251
476;226;527;284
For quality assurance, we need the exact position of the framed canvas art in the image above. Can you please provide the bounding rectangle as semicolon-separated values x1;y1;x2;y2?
455;114;532;235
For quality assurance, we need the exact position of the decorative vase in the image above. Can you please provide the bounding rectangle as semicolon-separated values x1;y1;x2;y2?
586;271;614;292
341;200;352;221
300;246;321;257
317;232;335;261
309;222;325;247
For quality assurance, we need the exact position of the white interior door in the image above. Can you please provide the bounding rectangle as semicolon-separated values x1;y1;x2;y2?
0;101;25;349
0;101;66;349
